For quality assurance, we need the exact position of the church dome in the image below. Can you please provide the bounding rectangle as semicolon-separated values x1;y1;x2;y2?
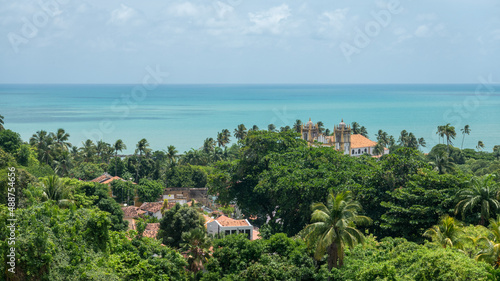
305;118;314;128
339;119;346;129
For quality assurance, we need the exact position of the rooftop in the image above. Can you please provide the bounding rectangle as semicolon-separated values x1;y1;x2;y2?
122;206;146;218
351;134;378;149
143;223;160;239
215;215;251;227
140;202;163;213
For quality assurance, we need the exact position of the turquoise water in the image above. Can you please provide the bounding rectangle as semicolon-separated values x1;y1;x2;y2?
1;84;499;154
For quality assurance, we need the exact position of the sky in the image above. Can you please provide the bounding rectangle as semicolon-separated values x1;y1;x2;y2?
1;0;499;84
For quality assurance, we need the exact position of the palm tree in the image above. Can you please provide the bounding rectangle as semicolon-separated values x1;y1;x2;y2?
325;128;331;136
423;215;467;249
167;145;178;165
359;126;368;138
113;139;127;176
398;130;409;146
461;125;471;149
267;124;276;132
317;121;325;134
96;140;109;163
51;128;72;151
375;130;389;146
135;138;150;181
494;146;500;161
442;123;456;147
180;228;212;273
53;150;73;177
430;151;454;174
203;138;215;154
222;129;231;145
0;114;4;131
373;142;385;156
303;191;371;272
418;137;426;148
80;139;96;162
476;215;500;267
40;175;73;206
217;132;225;147
407;132;418;149
250;125;259;131
455;175;500;225
234;124;247;140
30;130;53;164
436;125;445;144
477;141;485;152
293;119;302;133
351;122;361;134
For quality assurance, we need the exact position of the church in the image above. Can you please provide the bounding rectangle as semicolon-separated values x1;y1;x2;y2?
300;118;389;157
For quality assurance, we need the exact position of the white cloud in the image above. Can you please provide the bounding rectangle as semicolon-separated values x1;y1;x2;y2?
214;1;234;19
247;4;291;34
108;4;139;25
414;24;431;37
321;8;349;31
168;2;202;17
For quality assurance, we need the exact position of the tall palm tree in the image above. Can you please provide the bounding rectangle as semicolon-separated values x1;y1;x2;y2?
461;125;471;149
221;129;231;145
30;130;53;164
477;141;485;152
53;150;73;177
96;140;109;163
113;139;127;176
375;130;389;146
80;139;96;163
351;122;361;134
0;114;4;131
293;119;302;133
373;142;385;156
233;124;247;140
398;130;409;146
423;215;467;249
303;191;371;272
443;123;456;147
455;175;500;225
167;145;178;165
317;121;325;134
359;126;368;137
180;228;212;273
217;132;225;147
251;125;259;131
325;128;331;136
135;138;150;181
407;132;418;149
51;128;72;151
436;125;445;144
418;137;426;148
203;138;215;154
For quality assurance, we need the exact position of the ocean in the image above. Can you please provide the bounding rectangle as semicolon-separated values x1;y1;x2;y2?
1;84;499;154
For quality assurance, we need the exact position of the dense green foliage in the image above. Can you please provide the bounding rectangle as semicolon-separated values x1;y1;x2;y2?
2;119;500;280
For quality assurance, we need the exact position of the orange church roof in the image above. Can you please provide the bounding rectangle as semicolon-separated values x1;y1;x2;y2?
350;134;378;149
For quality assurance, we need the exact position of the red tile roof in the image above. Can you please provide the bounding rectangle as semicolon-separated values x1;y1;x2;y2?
350;134;378;149
90;173;136;185
215;215;251;227
143;223;160;239
122;206;146;218
140;202;163;213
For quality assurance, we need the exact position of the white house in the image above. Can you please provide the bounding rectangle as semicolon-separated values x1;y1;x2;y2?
206;215;253;240
139;202;163;220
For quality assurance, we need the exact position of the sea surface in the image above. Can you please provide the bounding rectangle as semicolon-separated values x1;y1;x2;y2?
1;84;499;154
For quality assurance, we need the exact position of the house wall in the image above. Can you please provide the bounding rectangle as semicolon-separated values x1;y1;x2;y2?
206;221;253;240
